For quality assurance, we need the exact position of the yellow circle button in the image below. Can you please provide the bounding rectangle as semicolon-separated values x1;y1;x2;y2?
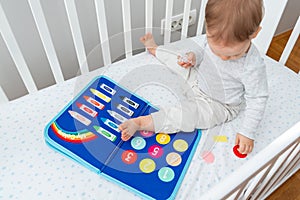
139;158;156;173
173;139;188;152
156;133;171;145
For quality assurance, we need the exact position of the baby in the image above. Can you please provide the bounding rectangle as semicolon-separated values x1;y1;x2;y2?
119;0;268;155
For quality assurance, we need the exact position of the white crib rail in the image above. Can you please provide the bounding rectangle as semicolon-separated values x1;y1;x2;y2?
181;0;192;39
64;0;89;74
145;0;153;34
279;16;300;69
28;0;64;84
252;0;288;54
163;0;173;44
201;122;300;200
196;0;207;35
121;0;132;58
95;0;112;66
0;3;37;94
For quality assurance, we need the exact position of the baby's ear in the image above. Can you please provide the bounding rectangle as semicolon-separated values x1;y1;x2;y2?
250;26;262;39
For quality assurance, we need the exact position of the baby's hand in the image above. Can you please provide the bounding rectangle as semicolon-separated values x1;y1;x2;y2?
235;133;254;154
177;52;196;68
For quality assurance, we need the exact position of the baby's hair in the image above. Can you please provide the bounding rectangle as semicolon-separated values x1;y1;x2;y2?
205;0;264;44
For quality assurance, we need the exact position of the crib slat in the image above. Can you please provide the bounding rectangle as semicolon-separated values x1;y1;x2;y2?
64;0;89;74
95;0;112;65
279;16;300;65
253;0;288;54
0;86;8;104
164;0;173;44
28;0;64;83
181;0;192;39
254;143;300;199
196;0;207;36
121;0;132;58
145;0;153;34
0;4;37;94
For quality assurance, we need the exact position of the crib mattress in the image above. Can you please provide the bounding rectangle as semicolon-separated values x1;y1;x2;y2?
1;37;300;200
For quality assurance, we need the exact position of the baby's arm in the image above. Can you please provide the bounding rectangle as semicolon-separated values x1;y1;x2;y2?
238;47;269;154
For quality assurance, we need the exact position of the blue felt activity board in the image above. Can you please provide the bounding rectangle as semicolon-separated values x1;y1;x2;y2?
45;76;202;200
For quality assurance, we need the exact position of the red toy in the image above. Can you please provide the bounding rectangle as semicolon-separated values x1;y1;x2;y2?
233;145;247;158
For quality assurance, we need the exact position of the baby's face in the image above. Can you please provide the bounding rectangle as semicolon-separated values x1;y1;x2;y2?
206;33;251;61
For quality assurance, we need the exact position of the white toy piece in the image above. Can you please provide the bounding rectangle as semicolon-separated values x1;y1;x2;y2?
178;53;193;64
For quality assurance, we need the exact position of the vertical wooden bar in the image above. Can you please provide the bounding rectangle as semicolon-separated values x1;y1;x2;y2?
94;0;112;65
121;0;132;58
196;0;207;36
64;0;89;74
164;0;173;44
0;4;37;93
28;0;64;83
279;16;300;65
145;0;153;34
181;0;192;39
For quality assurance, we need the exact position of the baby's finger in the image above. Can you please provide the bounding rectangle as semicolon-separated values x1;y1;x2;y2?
248;145;253;154
182;63;190;68
238;144;246;153
243;145;250;154
177;61;185;67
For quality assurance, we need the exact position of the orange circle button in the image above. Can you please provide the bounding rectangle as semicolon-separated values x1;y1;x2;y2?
121;150;137;164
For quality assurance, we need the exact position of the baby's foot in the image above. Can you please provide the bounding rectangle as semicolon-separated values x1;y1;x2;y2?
140;33;158;56
119;119;140;141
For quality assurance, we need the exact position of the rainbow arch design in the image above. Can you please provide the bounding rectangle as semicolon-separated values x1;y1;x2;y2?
51;121;97;143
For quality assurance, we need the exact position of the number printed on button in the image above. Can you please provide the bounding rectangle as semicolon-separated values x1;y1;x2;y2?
156;133;171;145
122;150;137;164
131;137;146;150
139;158;156;173
148;145;164;158
158;167;175;182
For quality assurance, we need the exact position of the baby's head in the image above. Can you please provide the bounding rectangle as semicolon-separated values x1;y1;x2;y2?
205;0;264;60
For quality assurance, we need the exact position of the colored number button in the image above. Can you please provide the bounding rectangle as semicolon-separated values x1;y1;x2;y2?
166;152;182;167
158;167;175;182
121;150;137;164
173;139;188;152
131;137;146;150
148;145;164;158
139;158;156;173
156;133;171;145
140;130;154;137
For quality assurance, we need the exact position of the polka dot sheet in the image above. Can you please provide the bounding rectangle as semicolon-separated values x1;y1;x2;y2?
1;40;300;200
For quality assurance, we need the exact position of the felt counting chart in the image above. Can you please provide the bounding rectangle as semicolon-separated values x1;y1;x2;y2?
45;76;202;200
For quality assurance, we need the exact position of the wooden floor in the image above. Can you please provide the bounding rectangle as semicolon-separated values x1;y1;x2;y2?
266;30;300;73
265;30;300;200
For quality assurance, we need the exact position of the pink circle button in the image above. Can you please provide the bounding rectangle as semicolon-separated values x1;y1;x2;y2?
140;130;154;137
148;145;164;158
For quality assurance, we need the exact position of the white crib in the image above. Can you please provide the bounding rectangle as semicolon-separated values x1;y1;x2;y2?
0;0;299;199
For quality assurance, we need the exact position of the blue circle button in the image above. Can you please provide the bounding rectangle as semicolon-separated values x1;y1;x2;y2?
131;136;146;150
158;167;175;182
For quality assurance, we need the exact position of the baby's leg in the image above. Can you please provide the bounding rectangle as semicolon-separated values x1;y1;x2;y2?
119;115;154;141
